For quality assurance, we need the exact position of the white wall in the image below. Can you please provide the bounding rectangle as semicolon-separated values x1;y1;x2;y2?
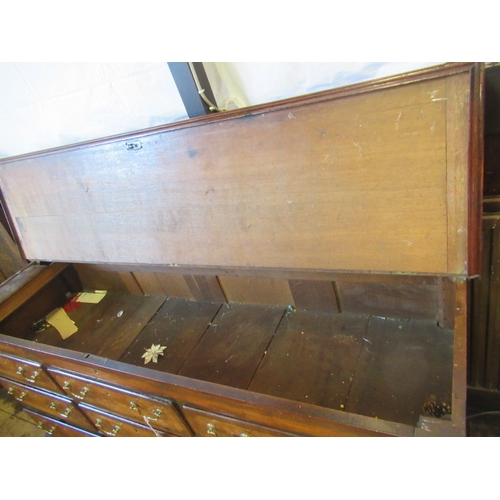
0;62;188;158
0;62;439;159
205;62;440;110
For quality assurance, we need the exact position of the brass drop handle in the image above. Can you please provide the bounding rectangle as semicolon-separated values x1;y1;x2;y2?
95;419;121;436
63;381;90;400
129;402;163;421
49;401;72;418
7;387;26;402
206;423;218;436
16;366;41;383
37;422;56;436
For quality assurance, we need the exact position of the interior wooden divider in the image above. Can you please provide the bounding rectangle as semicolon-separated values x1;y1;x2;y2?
72;263;447;322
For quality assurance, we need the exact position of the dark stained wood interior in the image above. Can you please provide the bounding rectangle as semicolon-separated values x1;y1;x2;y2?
73;263;442;321
0;264;456;428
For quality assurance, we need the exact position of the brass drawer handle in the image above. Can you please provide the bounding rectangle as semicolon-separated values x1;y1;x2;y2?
63;381;90;400
7;387;26;402
49;401;72;418
16;366;41;383
129;402;163;421
206;423;247;437
37;422;56;436
95;418;121;436
206;423;218;436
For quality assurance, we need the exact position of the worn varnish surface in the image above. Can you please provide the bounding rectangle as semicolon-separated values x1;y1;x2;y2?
346;317;454;426
248;310;368;409
0;71;474;275
336;281;438;320
35;293;165;360
11;287;455;428
120;298;222;373
177;303;284;389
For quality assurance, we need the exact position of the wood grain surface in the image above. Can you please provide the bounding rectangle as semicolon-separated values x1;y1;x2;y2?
120;298;222;373
178;303;284;389
0;69;476;275
249;310;368;409
37;292;165;360
345;316;454;426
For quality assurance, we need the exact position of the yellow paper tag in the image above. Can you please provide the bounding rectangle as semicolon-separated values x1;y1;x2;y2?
46;308;78;339
76;290;108;304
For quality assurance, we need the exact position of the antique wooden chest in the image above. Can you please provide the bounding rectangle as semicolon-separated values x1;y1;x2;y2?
0;62;483;437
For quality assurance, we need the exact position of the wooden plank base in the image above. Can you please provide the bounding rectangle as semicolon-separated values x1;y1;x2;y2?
177;303;285;389
346;316;454;426
120;298;222;373
248;310;368;409
35;293;165;360
19;294;456;428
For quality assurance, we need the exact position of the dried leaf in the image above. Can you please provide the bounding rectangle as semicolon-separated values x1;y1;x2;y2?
142;344;167;364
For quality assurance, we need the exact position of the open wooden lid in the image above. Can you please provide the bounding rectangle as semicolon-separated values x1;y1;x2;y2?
0;63;483;277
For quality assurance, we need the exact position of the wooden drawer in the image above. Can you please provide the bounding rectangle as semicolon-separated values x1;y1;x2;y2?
48;368;192;436
0;376;96;432
0;352;63;394
79;404;168;437
183;406;296;437
25;409;100;437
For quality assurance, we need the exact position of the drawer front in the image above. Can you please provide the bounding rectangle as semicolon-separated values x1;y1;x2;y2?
0;376;96;433
183;406;296;437
0;352;63;394
79;404;167;437
48;369;192;436
25;409;100;437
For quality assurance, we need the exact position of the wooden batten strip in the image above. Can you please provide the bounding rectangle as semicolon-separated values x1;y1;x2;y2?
0;263;68;322
451;279;468;433
467;63;485;275
445;72;470;275
68;262;440;284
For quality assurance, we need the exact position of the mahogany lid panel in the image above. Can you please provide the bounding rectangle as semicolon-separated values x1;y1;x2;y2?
0;63;482;276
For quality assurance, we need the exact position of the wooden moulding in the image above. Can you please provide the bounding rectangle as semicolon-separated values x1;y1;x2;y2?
465;63;485;277
0;63;483;278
